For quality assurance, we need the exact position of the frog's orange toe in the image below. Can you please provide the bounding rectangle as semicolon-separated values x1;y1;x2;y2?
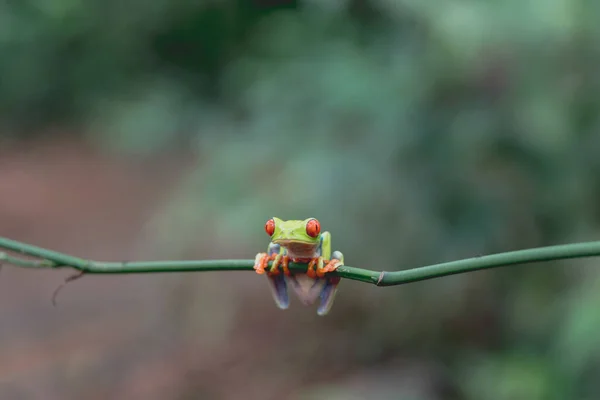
306;258;318;279
316;259;341;278
324;259;342;273
281;255;291;276
253;253;270;275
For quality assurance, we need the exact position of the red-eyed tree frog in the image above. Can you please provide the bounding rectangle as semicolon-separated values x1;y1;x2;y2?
253;217;344;316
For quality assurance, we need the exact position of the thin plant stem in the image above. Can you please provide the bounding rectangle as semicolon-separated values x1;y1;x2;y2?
1;236;599;286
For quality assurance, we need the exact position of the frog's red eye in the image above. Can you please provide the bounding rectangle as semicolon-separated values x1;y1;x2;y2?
306;219;320;238
265;219;275;236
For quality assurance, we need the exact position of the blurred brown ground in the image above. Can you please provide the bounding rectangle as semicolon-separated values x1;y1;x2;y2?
0;136;210;400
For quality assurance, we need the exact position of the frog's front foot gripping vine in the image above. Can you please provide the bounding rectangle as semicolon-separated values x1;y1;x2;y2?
253;253;290;276
253;252;271;275
317;258;342;278
305;257;342;279
268;253;290;276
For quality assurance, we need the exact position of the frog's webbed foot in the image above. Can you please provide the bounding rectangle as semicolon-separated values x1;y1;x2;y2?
306;253;342;279
265;253;291;310
258;243;291;310
316;250;344;316
317;276;341;316
253;252;273;275
316;252;343;278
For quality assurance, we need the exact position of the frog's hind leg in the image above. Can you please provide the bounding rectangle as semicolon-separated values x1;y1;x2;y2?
317;250;344;316
265;243;290;310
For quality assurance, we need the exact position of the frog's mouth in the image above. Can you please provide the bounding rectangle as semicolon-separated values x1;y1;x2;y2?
273;239;319;258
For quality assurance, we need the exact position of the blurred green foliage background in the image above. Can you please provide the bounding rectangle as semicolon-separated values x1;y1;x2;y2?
2;0;600;399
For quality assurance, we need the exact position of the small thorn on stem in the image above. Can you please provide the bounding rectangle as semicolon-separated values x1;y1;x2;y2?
52;270;85;306
377;271;386;286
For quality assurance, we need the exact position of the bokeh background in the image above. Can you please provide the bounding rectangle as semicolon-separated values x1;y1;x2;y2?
1;0;600;399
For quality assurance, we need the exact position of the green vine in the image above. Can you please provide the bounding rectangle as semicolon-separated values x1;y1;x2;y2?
2;236;600;288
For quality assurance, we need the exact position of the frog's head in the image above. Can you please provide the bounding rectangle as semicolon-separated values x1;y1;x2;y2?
265;217;321;246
